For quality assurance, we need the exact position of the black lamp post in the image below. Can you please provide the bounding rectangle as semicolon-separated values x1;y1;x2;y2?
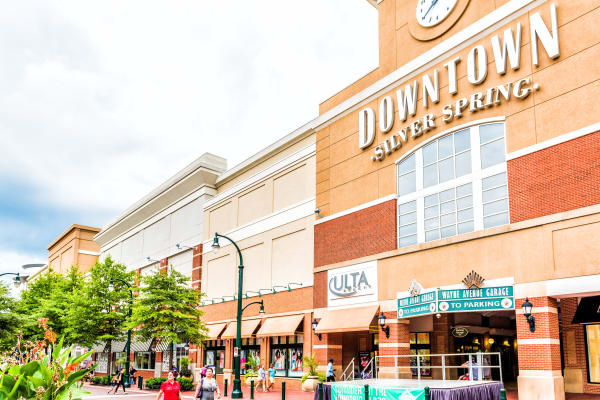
212;233;265;399
0;272;28;288
311;319;322;341
521;298;536;332
109;278;133;388
379;312;390;338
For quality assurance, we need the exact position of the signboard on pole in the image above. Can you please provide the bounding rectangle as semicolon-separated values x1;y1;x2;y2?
330;384;426;400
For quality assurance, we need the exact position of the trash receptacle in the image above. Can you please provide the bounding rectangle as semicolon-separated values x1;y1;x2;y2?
138;376;143;389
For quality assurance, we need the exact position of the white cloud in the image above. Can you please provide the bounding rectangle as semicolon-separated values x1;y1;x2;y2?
0;1;378;246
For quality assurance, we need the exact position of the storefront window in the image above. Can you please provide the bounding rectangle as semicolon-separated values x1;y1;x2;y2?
240;338;260;374
410;333;431;377
205;340;226;374
112;352;127;373
586;324;600;384
135;352;156;370
271;336;304;377
397;122;508;248
175;346;189;370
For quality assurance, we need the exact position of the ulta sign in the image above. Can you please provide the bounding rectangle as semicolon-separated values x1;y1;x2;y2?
358;3;560;162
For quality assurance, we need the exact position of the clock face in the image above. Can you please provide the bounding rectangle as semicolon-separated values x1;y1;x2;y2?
416;0;458;28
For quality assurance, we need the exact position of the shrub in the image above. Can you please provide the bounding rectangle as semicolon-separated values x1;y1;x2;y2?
177;377;194;391
301;372;326;384
91;376;103;385
180;356;192;378
145;377;167;389
302;353;319;376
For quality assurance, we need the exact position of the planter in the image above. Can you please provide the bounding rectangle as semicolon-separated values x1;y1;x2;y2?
302;376;320;392
245;376;257;386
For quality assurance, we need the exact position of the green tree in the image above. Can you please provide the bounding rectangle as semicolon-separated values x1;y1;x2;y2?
65;256;135;376
0;282;21;350
128;268;207;370
16;266;83;343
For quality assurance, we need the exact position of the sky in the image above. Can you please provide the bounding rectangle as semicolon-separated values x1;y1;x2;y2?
0;1;378;276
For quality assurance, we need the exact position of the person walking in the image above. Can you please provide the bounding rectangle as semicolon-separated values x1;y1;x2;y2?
157;371;181;400
194;367;221;400
326;359;335;382
108;368;126;395
130;366;137;386
257;364;267;392
200;365;207;378
267;363;275;392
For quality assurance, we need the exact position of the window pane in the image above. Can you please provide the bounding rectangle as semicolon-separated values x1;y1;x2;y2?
288;348;304;377
458;221;474;234
483;185;508;203
400;223;417;236
410;333;417;344
425;230;440;242
454;129;471;153
399;235;418;247
439;158;455;183
398;154;416;175
400;211;417;225
441;225;457;238
417;333;430;344
458;208;474;222
423;142;437;165
586;325;600;383
423;164;438;188
425;217;439;230
440;213;456;226
425;205;438;219
456;183;472;197
455;151;472;177
484;212;509;228
439;135;453;159
482;172;507;190
440;189;454;202
399;201;417;214
398;171;416;196
425;194;438;207
480;123;504;144
440;200;455;214
457;195;473;210
483;198;508;216
481;139;506;169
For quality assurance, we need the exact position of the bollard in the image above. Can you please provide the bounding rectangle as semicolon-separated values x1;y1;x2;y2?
364;385;369;400
224;379;228;397
137;376;143;390
251;379;255;399
500;389;507;400
282;381;286;400
318;383;323;400
424;387;430;400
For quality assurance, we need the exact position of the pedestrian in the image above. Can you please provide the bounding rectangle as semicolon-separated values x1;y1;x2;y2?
194;367;221;400
108;368;126;395
326;359;335;382
257;364;267;392
157;371;181;400
267;363;275;392
201;365;207;378
130;366;137;386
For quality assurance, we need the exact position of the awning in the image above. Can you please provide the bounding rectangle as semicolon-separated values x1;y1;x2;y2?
315;305;379;334
154;341;171;352
91;342;108;353
257;314;304;337
110;341;127;353
572;296;600;324
221;319;262;339
206;323;227;340
130;339;153;352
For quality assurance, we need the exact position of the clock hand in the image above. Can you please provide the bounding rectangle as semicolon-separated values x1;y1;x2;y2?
422;0;439;20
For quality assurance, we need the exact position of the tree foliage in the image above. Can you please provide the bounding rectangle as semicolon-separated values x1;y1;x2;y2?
0;282;21;351
127;268;206;369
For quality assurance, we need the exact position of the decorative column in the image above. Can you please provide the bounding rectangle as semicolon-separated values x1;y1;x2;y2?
192;244;203;290
160;258;168;273
378;311;411;379
223;339;233;385
516;296;565;400
432;314;454;379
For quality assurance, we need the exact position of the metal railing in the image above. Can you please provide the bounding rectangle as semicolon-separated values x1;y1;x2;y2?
373;352;503;382
341;357;355;381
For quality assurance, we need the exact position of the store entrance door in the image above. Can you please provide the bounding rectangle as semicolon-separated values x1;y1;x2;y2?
341;331;378;379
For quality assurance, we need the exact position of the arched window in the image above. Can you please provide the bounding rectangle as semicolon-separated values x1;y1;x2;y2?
397;122;509;248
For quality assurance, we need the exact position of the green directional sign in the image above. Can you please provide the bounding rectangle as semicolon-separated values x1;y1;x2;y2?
397;291;437;318
397;285;514;318
330;384;426;400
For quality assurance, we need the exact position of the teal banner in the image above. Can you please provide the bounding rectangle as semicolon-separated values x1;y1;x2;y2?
331;384;425;400
397;285;514;318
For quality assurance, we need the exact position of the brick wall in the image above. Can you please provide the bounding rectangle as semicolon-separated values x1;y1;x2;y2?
314;199;397;267
313;271;327;309
508;131;600;223
192;244;202;290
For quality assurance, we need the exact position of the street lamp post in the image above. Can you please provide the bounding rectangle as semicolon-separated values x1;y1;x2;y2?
212;233;265;399
109;278;133;388
0;273;28;287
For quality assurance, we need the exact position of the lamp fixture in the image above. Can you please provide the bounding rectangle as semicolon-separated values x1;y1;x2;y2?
272;285;290;293
288;283;303;289
258;289;272;296
521;298;536;332
314;208;323;218
211;297;225;304
378;312;390;338
211;234;221;253
146;256;160;263
245;290;260;298
311;318;322;341
175;243;193;251
259;301;265;315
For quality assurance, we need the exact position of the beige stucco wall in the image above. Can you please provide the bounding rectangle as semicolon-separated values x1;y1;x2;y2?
47;225;100;274
316;0;600;216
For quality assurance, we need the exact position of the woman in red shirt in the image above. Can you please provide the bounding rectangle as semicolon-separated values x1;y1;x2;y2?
157;371;181;400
